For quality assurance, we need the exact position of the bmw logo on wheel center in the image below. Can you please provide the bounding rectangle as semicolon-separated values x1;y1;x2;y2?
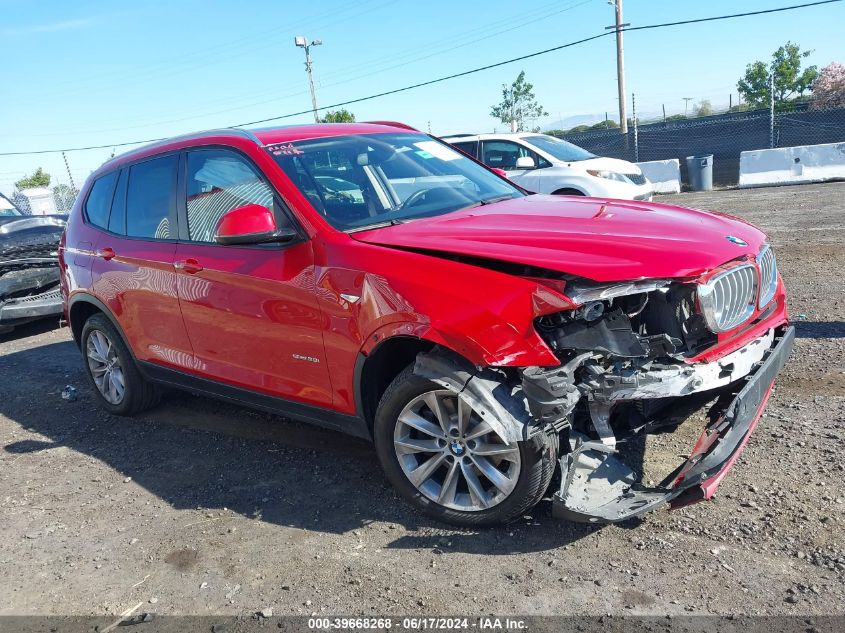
725;235;748;246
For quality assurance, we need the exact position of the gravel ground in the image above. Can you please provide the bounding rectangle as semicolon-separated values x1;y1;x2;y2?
0;183;843;618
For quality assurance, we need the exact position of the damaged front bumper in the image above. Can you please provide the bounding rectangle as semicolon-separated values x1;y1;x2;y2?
553;325;795;523
0;287;62;325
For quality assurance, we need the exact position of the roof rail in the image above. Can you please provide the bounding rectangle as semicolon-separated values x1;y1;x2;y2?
440;133;477;138
101;128;261;168
363;120;419;131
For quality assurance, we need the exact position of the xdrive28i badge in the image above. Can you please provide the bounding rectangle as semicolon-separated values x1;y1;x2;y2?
725;235;748;246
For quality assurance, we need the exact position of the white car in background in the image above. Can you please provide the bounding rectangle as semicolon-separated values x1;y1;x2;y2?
443;132;653;201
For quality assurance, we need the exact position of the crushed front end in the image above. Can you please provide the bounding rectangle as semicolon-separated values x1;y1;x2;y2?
524;246;792;522
0;216;65;333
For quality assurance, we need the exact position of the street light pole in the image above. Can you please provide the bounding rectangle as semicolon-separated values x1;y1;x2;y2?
295;36;322;123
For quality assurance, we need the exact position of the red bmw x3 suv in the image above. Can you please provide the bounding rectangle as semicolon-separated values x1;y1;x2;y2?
60;122;793;526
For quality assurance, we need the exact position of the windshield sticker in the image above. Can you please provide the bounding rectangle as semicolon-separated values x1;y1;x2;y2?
265;142;304;156
413;141;461;161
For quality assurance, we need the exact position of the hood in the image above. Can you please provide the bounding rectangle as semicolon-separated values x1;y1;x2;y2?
0;215;66;234
352;195;766;283
566;156;640;174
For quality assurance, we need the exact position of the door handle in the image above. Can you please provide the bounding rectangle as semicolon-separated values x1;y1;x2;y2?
174;258;203;274
96;247;115;261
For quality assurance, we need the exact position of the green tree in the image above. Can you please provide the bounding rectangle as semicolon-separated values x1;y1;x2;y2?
693;99;713;116
490;71;548;132
737;42;818;110
15;167;51;190
321;109;356;123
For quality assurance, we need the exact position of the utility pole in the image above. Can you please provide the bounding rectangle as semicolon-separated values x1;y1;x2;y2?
683;97;693;116
294;36;322;123
605;1;629;135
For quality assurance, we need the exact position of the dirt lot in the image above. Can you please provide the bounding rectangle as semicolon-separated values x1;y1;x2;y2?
1;183;843;618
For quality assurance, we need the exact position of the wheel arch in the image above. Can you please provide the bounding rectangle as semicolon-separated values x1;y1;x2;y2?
551;187;587;196
68;293;129;352
354;335;438;435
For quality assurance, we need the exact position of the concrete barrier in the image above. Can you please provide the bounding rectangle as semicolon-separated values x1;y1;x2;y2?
739;142;845;188
636;159;681;194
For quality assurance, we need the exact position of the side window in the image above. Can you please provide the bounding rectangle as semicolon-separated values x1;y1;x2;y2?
108;169;128;235
450;141;477;159
84;171;118;229
126;155;177;239
186;149;275;243
481;141;538;170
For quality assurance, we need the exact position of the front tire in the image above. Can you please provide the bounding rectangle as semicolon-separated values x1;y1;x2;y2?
374;366;556;526
80;314;159;415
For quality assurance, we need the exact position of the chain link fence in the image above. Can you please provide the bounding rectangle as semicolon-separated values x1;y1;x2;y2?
555;104;845;187
6;184;79;216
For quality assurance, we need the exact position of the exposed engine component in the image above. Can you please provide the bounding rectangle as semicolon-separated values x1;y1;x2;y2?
536;281;715;359
529;273;791;523
520;352;591;428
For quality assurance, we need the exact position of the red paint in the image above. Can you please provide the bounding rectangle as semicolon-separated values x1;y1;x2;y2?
669;384;774;510
352;195;768;282
214;203;277;240
61;122;789;422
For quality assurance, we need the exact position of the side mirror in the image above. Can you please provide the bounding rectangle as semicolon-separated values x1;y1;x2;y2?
214;204;297;246
490;167;508;178
515;156;536;169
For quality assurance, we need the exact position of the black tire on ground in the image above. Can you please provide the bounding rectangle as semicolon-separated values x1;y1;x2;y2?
552;188;586;196
0;227;63;262
80;314;160;416
373;365;557;527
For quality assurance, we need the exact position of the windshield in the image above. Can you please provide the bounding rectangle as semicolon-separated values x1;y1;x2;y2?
523;135;595;162
267;133;523;231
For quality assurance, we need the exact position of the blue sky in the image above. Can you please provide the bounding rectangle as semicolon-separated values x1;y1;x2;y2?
1;0;842;195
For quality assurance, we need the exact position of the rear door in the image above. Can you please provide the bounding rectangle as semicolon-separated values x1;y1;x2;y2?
173;147;333;407
91;154;194;368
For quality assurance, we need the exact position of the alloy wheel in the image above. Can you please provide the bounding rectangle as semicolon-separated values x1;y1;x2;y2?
86;329;125;405
393;389;521;512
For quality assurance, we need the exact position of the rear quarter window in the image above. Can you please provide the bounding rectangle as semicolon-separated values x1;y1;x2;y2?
84;171;118;228
450;141;477;158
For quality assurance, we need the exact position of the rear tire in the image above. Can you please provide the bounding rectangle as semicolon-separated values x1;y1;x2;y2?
80;314;159;415
373;365;556;526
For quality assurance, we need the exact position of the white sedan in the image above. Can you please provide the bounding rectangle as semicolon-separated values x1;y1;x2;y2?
443;132;653;201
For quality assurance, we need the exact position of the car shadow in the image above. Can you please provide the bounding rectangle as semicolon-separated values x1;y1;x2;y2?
0;339;598;553
794;320;845;339
0;316;62;341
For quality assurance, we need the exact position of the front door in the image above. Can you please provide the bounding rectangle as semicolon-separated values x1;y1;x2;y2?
480;140;540;191
174;148;333;407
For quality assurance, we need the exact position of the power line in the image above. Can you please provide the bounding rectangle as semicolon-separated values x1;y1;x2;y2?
1;0;839;157
10;0;593;139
